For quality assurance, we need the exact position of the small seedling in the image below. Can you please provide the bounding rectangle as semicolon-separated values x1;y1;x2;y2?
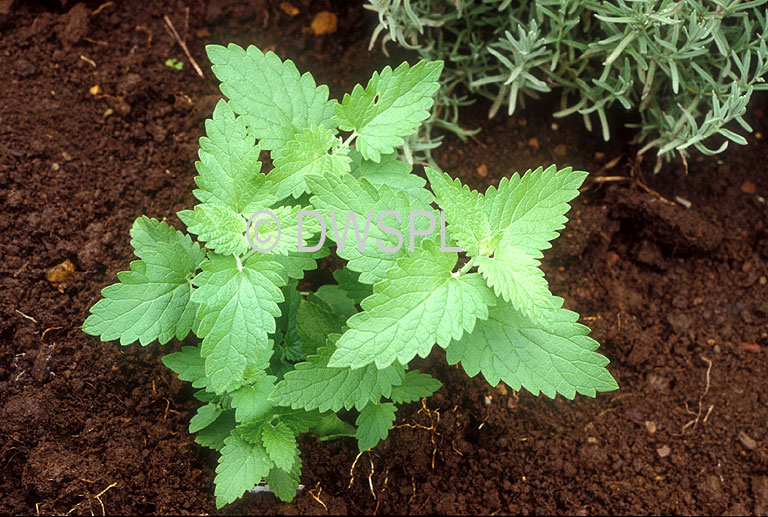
84;43;618;508
165;58;183;70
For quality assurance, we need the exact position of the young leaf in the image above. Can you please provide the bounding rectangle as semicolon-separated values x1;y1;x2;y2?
486;165;587;258
474;247;560;323
425;168;491;256
270;342;405;412
83;217;204;346
192;254;286;393
329;240;496;369
296;298;347;354
215;431;273;508
230;375;278;423
162;345;207;389
356;402;397;451
261;421;299;471
207;44;336;153
272;246;329;280
192;100;273;213
333;268;373;305
390;370;442;404
334;60;443;161
195;410;237;451
178;204;250;256
306;173;437;284
352;151;434;205
427;166;578;323
266;459;302;502
311;412;357;440
190;403;223;433
273;282;303;357
311;285;358;320
444;301;619;399
267;125;352;200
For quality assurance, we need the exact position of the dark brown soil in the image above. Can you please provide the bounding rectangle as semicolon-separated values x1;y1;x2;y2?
2;1;767;515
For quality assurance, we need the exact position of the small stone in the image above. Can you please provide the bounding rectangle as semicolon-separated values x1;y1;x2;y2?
759;276;766;285
740;180;756;194
483;394;492;406
89;84;101;95
553;144;567;157
46;259;76;292
657;445;671;458
51;162;60;171
645;421;657;434
311;11;337;35
476;163;488;177
550;122;559;131
280;2;299;15
587;437;598;444
738;431;757;451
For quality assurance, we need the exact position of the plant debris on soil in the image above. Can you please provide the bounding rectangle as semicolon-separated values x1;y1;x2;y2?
1;1;767;515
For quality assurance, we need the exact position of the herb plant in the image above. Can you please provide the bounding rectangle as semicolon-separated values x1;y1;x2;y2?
83;43;618;508
367;0;768;170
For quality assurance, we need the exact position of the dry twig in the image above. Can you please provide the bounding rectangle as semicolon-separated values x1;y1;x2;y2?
163;14;204;78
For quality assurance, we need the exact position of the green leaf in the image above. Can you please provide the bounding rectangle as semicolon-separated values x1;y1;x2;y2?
230;375;278;423
207;44;336;153
329;240;496;369
178;204;250;256
267;125;351;200
193;100;274;213
486;166;587;258
162;346;207;389
312;285;358;319
192;254;286;393
352;151;434;205
266;460;302;502
215;431;273;508
334;60;443;161
390;370;442;404
261;421;299;471
445;301;619;399
195;410;236;451
333;268;373;305
307;173;436;284
272;246;329;280
273;282;303;357
83;217;204;346
190;403;223;433
426;168;491;256
356;402;397;451
270;341;405;412
311;412;357;440
475;247;559;324
276;409;324;434
296;299;347;355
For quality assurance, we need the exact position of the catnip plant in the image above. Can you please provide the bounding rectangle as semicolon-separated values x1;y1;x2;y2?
83;43;618;508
